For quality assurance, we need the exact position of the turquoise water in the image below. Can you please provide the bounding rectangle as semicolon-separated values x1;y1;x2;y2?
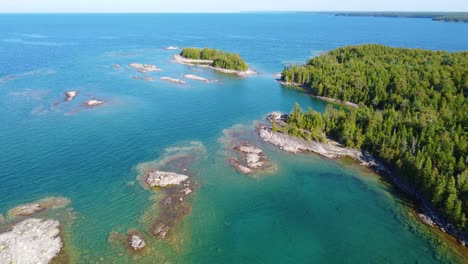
1;13;467;263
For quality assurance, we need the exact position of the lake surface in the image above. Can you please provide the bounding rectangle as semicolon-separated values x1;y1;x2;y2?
0;13;467;263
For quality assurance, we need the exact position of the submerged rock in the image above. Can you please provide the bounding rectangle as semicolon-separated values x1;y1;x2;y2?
0;218;62;264
64;91;78;102
229;158;252;174
132;76;154;82
129;235;146;251
83;99;105;107
146;171;189;187
7;197;71;219
112;64;121;69
129;63;162;73
151;221;171;239
0;214;4;222
8;203;43;217
184;74;210;83
160;77;187;85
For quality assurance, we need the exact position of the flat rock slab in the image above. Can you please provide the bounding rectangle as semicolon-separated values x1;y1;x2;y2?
146;171;189;187
0;218;62;264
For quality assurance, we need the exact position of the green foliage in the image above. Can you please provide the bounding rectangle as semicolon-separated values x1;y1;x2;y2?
179;47;202;60
281;45;468;230
180;47;248;71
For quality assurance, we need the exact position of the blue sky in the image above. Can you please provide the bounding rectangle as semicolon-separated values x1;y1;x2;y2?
2;0;467;13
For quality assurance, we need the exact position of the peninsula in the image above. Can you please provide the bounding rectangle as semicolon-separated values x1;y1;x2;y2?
277;44;468;244
332;12;468;23
174;47;256;76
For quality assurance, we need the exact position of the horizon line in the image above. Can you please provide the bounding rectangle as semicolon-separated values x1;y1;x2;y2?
0;10;467;14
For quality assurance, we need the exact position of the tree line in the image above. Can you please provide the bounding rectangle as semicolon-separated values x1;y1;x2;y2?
180;47;248;71
280;44;468;230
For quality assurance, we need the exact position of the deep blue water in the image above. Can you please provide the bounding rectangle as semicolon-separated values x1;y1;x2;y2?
0;13;467;263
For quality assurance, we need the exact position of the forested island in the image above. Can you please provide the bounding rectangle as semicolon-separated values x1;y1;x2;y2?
178;47;249;72
279;45;468;233
333;12;468;23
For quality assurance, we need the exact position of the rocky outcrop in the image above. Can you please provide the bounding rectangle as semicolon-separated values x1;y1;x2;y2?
418;213;436;227
266;112;288;125
146;171;189;187
160;77;187;85
64;91;78;102
129;234;146;251
0;218;62;264
129;63;162;73
230;144;274;175
184;74;210;83
83;99;105;107
258;126;364;161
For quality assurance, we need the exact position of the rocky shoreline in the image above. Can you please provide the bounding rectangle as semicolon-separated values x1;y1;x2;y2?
259;113;468;248
172;55;257;76
0;218;63;264
0;196;72;263
277;80;360;109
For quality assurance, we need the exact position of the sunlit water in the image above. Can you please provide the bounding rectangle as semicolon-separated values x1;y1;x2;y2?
1;13;467;263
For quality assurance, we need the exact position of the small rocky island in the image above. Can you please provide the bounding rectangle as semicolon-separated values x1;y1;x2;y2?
230;144;271;175
174;47;256;76
64;91;78;102
83;99;105;107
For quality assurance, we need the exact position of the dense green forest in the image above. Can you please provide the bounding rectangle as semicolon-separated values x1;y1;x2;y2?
280;45;468;230
180;47;249;71
332;12;468;23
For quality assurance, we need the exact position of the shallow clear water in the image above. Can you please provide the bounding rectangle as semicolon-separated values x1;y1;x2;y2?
0;13;467;263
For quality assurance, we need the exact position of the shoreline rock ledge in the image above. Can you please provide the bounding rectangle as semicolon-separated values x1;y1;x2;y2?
0;218;62;264
146;171;189;187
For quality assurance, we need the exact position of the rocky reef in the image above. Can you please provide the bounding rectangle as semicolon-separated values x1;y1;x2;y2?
160;77;187;85
132;76;154;82
135;142;206;240
129;63;162;73
0;218;63;264
183;74;211;83
7;197;71;219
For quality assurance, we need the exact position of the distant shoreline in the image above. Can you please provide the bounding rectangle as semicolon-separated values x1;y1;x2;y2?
331;11;468;23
